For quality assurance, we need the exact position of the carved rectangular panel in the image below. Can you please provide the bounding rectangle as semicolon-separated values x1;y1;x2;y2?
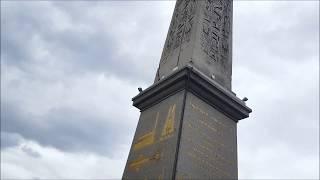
123;91;185;179
175;92;238;179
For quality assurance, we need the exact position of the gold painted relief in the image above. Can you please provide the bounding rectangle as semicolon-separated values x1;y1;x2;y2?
160;104;176;141
134;112;159;151
158;167;165;180
129;152;161;172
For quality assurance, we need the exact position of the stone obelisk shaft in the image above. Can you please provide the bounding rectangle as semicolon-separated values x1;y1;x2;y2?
155;0;233;90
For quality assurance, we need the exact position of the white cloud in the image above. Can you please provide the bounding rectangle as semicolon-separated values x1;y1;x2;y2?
1;139;128;179
239;141;318;179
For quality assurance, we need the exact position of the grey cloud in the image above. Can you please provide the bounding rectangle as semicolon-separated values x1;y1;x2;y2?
1;100;134;156
233;1;319;79
236;62;319;152
263;3;318;61
1;1;170;85
2;2;117;77
21;145;41;158
239;87;319;155
232;2;319;178
0;132;23;149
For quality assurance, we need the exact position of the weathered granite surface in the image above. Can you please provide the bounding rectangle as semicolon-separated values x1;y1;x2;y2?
154;0;233;90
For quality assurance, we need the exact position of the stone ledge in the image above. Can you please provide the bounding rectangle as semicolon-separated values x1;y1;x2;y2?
132;65;252;122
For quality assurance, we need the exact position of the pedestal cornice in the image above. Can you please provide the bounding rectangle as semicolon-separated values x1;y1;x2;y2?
133;65;252;122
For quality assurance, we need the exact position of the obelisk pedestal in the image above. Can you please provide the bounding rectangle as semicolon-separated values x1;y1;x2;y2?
123;0;252;179
123;66;251;179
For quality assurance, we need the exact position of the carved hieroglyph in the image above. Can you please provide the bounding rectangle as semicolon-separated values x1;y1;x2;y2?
201;0;231;64
161;0;196;61
155;0;233;90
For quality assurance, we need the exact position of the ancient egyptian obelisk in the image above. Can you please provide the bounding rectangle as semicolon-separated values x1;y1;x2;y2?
123;0;252;179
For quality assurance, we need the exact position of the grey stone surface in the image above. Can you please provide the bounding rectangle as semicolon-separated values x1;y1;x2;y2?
123;91;185;179
176;92;238;179
155;0;233;90
122;66;251;179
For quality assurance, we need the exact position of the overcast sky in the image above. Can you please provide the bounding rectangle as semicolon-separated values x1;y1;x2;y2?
1;1;319;179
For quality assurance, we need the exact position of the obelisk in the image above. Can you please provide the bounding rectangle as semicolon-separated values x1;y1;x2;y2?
123;0;252;179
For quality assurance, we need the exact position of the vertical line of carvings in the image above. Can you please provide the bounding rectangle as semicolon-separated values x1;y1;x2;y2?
176;0;197;67
200;0;232;66
160;0;196;64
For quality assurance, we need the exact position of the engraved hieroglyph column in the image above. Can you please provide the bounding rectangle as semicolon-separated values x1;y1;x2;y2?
123;0;251;179
155;0;233;90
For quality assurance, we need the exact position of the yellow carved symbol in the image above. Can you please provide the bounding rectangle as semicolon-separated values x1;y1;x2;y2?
129;152;161;172
133;112;159;151
160;104;176;141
